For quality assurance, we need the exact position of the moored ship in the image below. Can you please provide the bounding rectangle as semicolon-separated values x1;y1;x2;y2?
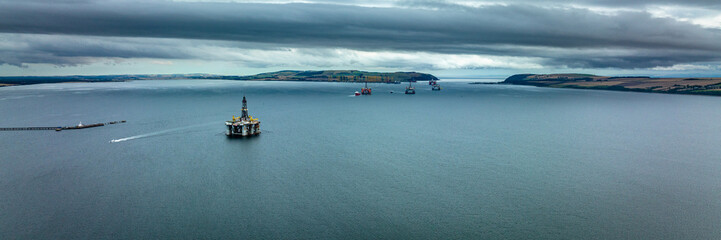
225;96;261;137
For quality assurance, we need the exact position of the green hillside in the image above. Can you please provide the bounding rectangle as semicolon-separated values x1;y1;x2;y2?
224;70;438;83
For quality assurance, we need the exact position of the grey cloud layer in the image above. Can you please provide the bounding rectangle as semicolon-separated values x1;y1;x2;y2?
1;1;720;68
0;34;199;66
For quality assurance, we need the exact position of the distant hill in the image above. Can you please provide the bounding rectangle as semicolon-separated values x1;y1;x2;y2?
0;74;219;86
0;70;438;87
503;73;721;96
213;70;438;83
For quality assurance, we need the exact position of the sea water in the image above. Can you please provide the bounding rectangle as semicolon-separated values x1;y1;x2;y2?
1;80;720;239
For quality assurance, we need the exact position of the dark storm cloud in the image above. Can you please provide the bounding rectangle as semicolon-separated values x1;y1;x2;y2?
398;0;721;8
0;0;720;68
544;50;721;69
0;34;197;66
560;0;721;7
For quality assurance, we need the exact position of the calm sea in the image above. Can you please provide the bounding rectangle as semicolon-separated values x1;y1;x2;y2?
1;80;720;239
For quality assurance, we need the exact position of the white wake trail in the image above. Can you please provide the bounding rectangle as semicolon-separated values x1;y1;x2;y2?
110;134;150;143
110;122;215;143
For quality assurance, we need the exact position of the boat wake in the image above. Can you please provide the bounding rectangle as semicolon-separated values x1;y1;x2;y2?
110;122;214;143
110;134;151;143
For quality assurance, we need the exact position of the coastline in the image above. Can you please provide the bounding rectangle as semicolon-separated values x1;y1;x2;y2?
502;74;721;97
0;70;438;87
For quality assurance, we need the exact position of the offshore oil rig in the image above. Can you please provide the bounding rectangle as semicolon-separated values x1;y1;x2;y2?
361;81;372;95
429;79;441;90
405;81;416;94
226;96;261;137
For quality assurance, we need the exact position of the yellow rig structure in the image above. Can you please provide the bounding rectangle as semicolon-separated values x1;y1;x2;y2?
225;96;261;137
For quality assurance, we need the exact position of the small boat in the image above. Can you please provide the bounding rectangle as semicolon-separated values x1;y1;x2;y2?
354;91;361;96
432;84;441;91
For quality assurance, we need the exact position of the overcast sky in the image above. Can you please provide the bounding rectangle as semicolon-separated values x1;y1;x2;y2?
1;0;720;77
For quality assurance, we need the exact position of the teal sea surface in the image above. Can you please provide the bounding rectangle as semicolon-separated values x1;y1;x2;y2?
1;80;721;239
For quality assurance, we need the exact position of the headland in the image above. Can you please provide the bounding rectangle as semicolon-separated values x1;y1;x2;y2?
0;70;438;87
502;74;721;96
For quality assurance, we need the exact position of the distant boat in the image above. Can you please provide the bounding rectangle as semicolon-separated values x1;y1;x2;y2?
354;91;361;96
432;84;441;91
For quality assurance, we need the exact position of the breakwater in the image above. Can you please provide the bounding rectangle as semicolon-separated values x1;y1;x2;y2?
0;120;125;131
0;127;61;131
